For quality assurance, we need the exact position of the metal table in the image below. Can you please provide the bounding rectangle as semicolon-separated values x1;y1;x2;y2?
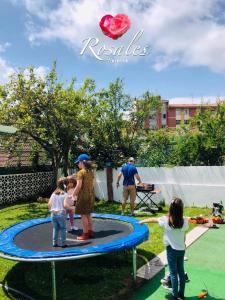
135;187;162;213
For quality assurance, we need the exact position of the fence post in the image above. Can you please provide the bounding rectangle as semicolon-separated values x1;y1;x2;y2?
106;167;114;202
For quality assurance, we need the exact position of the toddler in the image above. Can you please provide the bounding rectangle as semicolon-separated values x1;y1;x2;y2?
65;175;78;231
48;178;68;248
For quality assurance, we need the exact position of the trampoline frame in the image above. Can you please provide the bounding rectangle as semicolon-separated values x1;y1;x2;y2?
0;214;148;300
0;250;137;300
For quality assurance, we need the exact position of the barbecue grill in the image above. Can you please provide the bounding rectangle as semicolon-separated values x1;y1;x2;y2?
135;183;162;213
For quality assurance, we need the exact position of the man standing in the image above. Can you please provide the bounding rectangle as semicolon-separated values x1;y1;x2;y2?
116;157;142;216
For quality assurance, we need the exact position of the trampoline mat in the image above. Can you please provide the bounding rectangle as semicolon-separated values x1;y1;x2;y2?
14;218;133;252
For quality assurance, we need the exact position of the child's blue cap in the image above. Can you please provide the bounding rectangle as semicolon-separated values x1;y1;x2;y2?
74;153;90;164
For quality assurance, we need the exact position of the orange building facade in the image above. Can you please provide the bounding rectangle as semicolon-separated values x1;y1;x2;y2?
145;101;218;129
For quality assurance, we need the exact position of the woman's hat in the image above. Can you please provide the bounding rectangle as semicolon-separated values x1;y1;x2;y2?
74;153;90;164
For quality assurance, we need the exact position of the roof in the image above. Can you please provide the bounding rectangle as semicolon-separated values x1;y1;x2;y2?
169;104;218;108
0;136;50;167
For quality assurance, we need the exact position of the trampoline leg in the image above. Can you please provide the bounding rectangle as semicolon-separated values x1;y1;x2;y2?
51;261;57;300
132;247;137;282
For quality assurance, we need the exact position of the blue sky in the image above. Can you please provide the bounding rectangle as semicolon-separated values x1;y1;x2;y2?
1;0;225;103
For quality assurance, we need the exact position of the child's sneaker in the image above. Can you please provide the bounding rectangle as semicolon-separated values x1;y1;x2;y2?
160;272;170;284
162;282;172;290
72;226;79;231
165;293;178;300
77;233;89;240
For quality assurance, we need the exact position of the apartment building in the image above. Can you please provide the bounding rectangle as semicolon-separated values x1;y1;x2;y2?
146;101;218;129
145;100;169;129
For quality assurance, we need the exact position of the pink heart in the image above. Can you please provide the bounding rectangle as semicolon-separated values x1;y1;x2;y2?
99;14;131;40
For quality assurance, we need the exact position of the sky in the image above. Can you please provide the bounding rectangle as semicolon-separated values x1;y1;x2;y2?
1;0;225;103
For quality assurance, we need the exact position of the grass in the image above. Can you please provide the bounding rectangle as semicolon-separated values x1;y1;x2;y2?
0;200;211;300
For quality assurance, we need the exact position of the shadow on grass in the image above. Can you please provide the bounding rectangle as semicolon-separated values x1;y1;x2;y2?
1;249;154;300
2;262;48;300
131;269;165;300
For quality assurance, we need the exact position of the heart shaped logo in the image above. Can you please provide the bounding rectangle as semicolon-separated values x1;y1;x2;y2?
99;14;131;40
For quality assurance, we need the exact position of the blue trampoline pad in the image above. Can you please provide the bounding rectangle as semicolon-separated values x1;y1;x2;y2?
0;214;149;260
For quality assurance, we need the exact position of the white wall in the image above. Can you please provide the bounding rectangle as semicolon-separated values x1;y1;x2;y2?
94;166;225;207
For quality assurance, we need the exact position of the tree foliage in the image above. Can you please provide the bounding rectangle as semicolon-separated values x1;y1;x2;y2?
137;129;173;167
1;62;224;174
0;63;95;176
83;80;163;168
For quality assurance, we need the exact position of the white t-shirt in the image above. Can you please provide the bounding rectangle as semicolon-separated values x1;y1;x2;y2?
50;193;67;212
158;216;189;250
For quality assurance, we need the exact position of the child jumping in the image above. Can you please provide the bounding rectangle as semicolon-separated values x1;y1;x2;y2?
48;178;68;248
65;175;78;232
139;198;188;300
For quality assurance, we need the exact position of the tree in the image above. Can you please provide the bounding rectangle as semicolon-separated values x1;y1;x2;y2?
0;63;95;177
137;129;173;167
191;102;225;165
170;129;205;166
82;79;163;168
83;78;132;168
170;102;225;166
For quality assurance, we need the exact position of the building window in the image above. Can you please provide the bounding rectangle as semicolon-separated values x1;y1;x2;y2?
176;109;181;117
162;125;166;128
184;109;189;116
162;113;166;119
176;120;181;125
184;120;189;124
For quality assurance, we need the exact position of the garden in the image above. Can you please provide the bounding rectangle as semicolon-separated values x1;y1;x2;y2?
0;199;211;300
0;64;225;300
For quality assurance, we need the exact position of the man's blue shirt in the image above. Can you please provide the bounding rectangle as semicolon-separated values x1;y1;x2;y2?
121;163;138;186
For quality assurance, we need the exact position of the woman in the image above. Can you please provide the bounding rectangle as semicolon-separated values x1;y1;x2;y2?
73;153;95;240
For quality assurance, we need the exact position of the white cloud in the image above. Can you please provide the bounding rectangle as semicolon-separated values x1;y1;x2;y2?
23;66;49;80
11;0;225;72
0;42;11;53
10;0;50;19
0;57;15;84
0;40;49;83
0;59;49;84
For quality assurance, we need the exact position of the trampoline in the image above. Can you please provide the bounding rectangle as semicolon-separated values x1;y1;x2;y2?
0;213;149;300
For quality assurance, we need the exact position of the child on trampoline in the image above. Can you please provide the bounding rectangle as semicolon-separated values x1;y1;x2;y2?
48;178;68;248
139;198;188;300
65;175;78;232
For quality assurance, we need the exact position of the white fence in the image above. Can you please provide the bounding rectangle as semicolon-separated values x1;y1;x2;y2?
94;166;225;207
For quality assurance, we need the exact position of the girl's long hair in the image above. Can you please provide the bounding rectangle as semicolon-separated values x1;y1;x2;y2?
54;177;66;195
83;160;96;171
168;198;184;228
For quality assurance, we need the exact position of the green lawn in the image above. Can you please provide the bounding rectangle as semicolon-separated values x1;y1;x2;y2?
0;200;211;300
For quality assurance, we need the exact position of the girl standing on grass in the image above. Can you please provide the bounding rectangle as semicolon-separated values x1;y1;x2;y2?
48;178;68;248
139;198;188;300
